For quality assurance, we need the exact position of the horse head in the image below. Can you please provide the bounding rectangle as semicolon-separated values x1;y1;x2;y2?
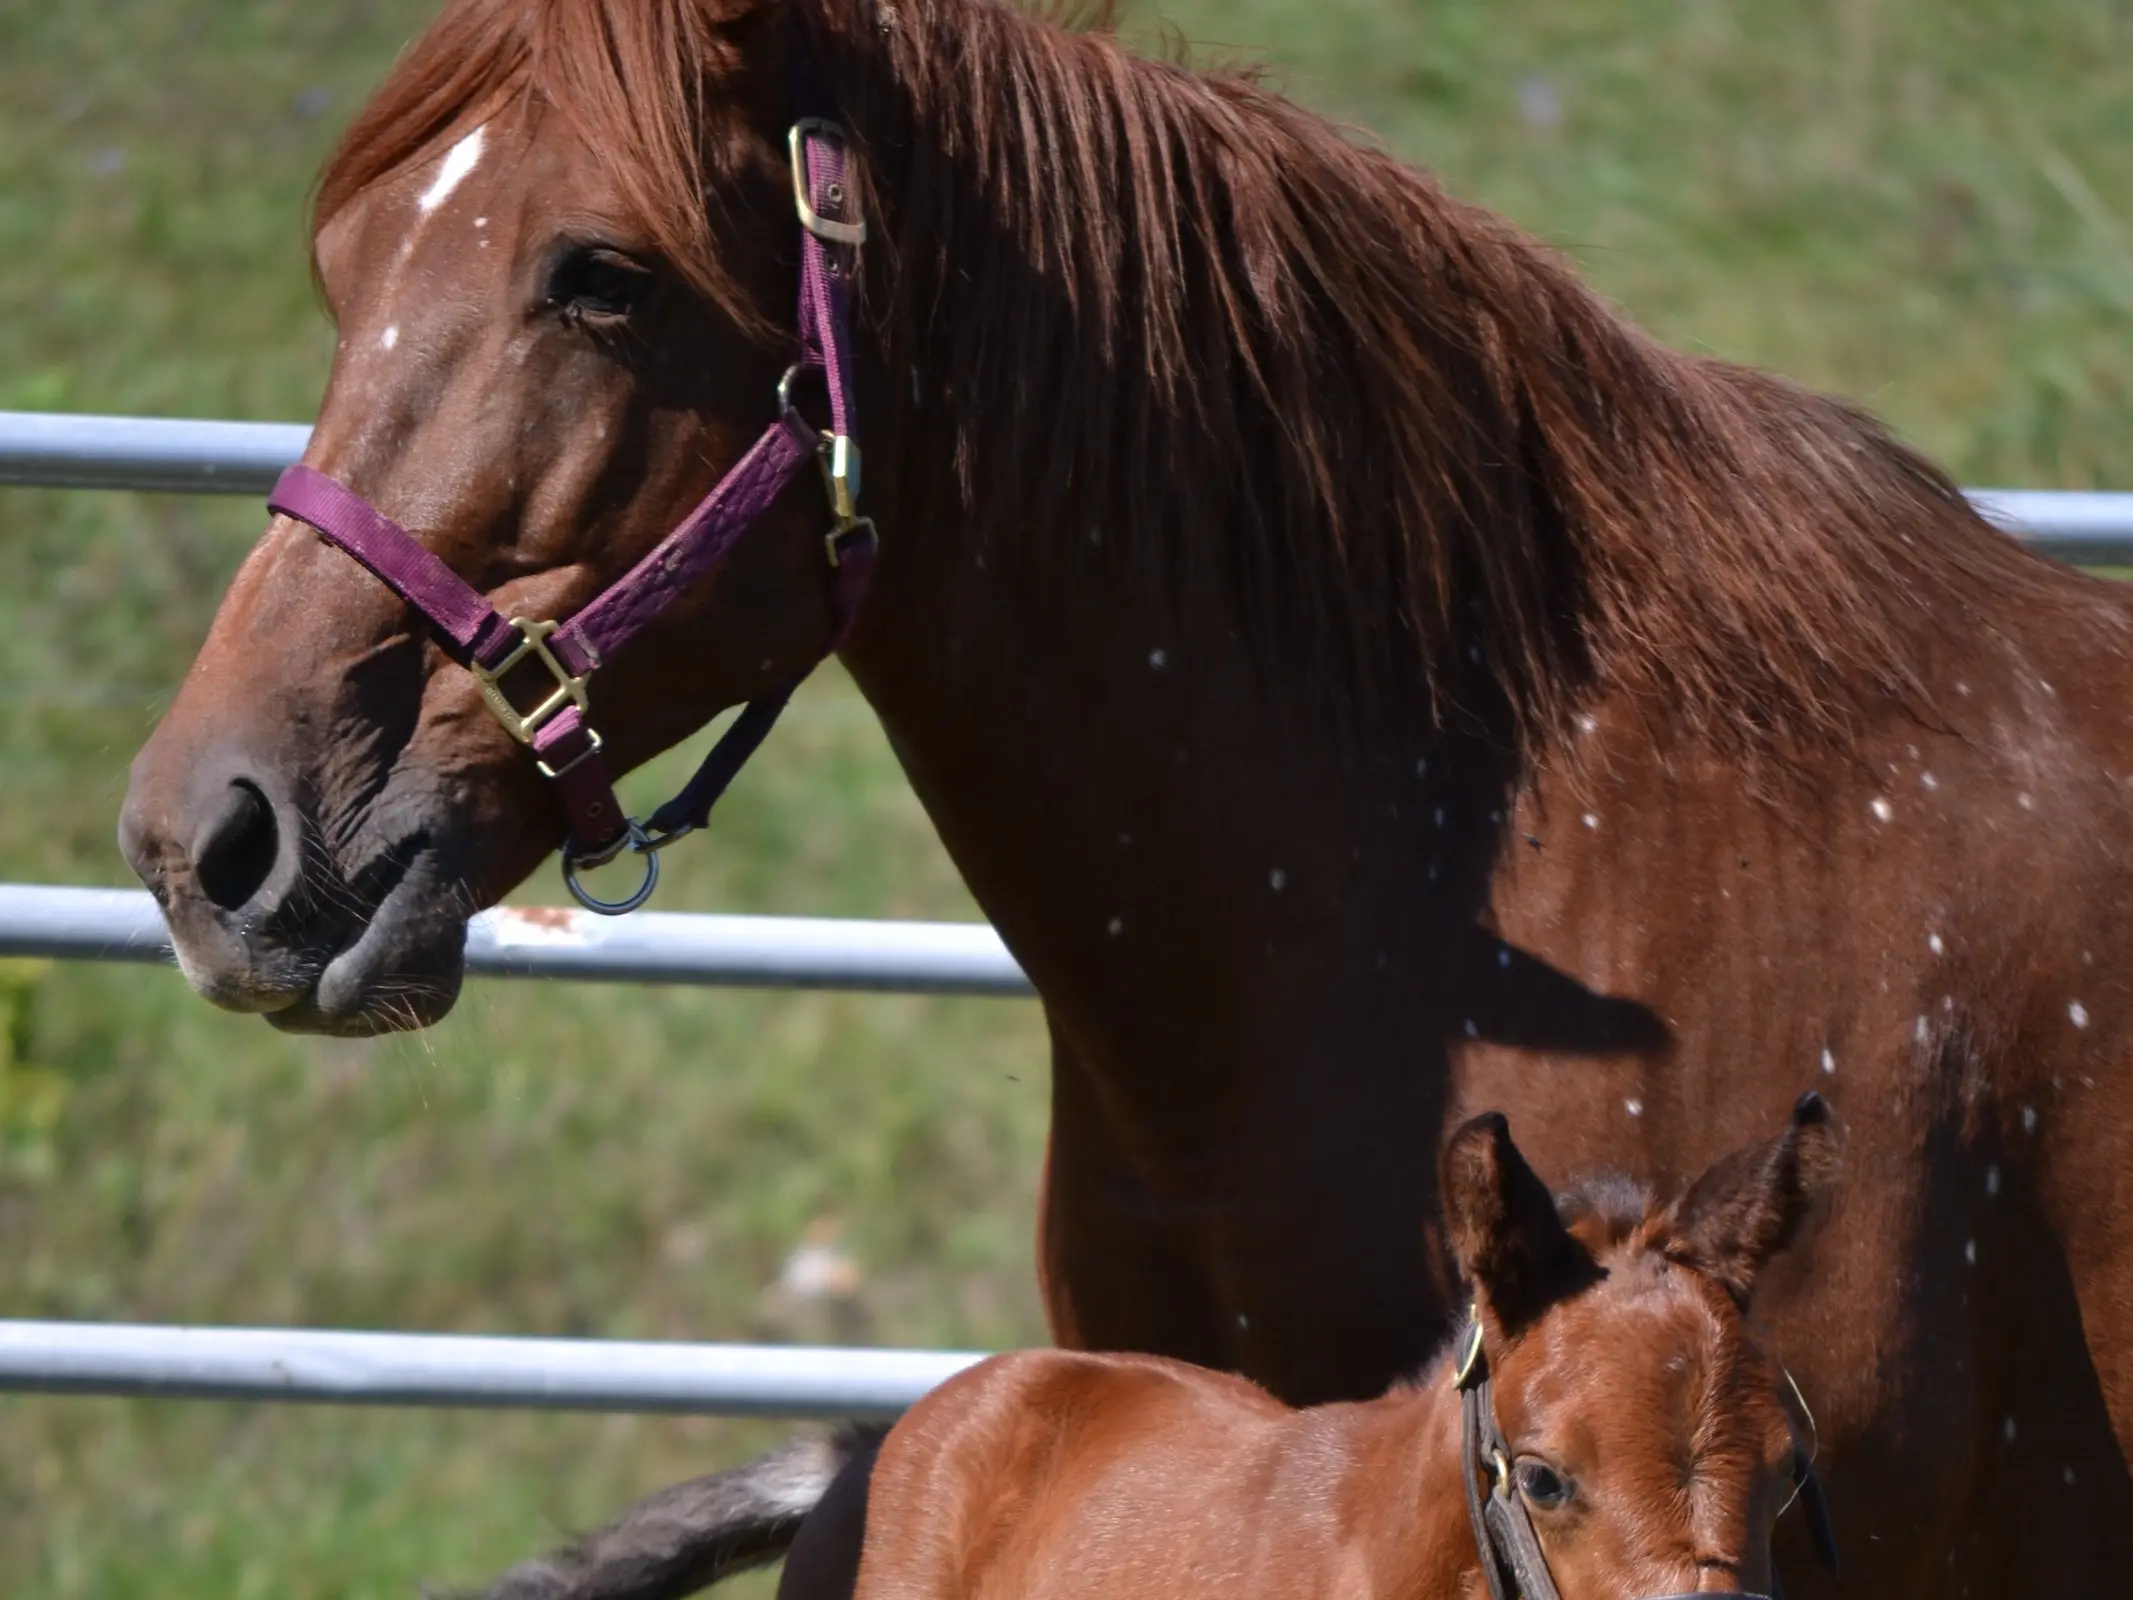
119;0;871;1033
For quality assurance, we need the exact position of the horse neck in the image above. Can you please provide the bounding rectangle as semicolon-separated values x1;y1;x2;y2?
828;0;1517;1092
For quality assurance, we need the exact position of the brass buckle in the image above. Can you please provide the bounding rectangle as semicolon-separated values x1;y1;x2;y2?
535;724;604;781
822;433;860;524
470;617;592;746
825;517;877;568
778;365;862;523
788;119;866;246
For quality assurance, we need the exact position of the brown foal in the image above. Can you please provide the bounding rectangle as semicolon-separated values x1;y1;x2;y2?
468;1095;1839;1600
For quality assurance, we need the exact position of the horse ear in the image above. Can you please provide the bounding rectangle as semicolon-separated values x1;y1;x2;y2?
1440;1111;1578;1330
1663;1092;1843;1308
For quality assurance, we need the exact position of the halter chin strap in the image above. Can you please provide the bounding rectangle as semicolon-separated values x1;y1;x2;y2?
1452;1316;1833;1600
268;76;874;915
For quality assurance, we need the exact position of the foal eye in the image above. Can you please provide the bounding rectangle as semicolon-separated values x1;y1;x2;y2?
544;245;655;320
1514;1460;1571;1509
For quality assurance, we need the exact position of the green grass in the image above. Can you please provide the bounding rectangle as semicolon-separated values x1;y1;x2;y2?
2;0;2130;1592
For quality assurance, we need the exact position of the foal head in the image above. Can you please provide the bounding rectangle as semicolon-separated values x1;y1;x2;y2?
1439;1093;1841;1598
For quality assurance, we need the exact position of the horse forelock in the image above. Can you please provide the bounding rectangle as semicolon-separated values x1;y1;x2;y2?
315;0;2065;764
311;0;772;324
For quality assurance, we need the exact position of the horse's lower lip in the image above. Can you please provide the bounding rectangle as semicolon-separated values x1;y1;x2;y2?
263;868;469;1035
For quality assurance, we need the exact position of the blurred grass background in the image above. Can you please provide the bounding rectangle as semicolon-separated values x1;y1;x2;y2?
1;0;2128;1593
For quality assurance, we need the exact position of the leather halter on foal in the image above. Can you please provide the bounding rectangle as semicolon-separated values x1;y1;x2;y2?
268;95;874;915
1452;1320;1839;1600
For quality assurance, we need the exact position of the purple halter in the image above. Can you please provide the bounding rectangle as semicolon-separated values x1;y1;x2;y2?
268;108;874;915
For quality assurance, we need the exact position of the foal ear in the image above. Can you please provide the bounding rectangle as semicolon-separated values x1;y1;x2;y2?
1441;1112;1579;1330
1663;1092;1843;1308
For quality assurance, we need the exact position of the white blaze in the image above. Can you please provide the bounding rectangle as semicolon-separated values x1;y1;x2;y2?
420;126;486;213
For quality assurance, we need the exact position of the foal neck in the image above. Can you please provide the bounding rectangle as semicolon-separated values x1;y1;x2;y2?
1335;1362;1494;1592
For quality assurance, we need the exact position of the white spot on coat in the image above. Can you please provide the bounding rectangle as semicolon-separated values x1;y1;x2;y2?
1624;1097;1643;1117
379;324;399;351
2070;1000;2090;1028
1915;1015;1931;1044
2022;1105;2039;1134
1462;1018;1479;1038
1821;1047;1836;1075
1576;713;1598;735
1106;917;1123;938
1922;771;1939;791
1871;797;1893;822
1964;1238;1977;1265
1928;933;1944;955
420;125;486;212
1268;868;1286;891
1148;648;1167;669
1582;812;1599;829
2004;1414;2018;1443
1985;1165;2000;1197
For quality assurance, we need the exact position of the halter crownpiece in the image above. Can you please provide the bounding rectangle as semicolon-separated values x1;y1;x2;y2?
267;74;873;915
1450;1316;1834;1600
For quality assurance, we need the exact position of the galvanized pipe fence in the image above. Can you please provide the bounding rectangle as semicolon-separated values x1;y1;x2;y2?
2;406;2129;1417
0;1322;984;1418
0;885;1034;997
8;408;2133;563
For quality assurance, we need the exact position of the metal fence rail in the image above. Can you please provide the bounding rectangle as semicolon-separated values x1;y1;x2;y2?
0;411;310;496
0;1321;986;1418
0;884;1035;996
8;409;2133;563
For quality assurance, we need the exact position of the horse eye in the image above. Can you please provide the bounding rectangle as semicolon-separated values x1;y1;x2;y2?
545;246;654;320
1514;1459;1571;1509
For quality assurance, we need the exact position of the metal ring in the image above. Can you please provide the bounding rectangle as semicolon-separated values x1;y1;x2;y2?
561;820;660;916
778;361;830;431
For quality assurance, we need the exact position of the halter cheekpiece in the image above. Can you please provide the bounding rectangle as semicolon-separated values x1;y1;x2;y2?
1452;1314;1837;1600
268;58;873;914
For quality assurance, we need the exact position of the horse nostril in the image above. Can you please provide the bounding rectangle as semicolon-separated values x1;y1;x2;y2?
193;781;282;911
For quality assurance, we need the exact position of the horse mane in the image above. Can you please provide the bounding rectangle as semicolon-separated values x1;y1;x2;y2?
314;0;2064;755
1555;1173;1657;1246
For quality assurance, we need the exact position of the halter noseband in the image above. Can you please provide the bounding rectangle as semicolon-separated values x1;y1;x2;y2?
267;71;872;915
1452;1318;1838;1600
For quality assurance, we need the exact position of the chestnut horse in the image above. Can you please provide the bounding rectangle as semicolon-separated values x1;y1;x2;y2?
467;1099;1842;1600
116;0;2133;1591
